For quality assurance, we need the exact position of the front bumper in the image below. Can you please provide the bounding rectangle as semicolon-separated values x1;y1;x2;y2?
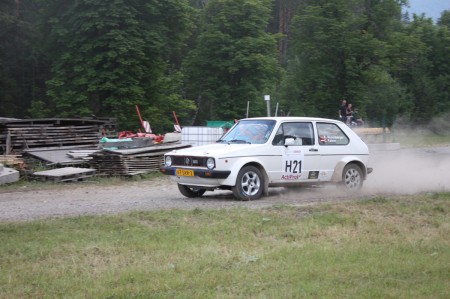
160;166;231;179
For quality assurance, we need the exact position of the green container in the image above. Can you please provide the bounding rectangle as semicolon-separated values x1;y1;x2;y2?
206;120;234;129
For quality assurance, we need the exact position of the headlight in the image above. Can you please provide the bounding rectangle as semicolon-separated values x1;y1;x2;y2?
206;158;215;170
165;156;172;167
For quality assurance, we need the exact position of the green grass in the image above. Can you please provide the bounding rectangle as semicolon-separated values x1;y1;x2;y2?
1;193;449;298
395;131;450;147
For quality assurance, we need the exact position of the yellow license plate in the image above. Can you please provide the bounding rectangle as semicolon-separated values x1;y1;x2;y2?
176;169;194;177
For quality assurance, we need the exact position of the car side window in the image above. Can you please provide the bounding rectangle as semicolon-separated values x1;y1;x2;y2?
272;122;314;146
317;123;349;145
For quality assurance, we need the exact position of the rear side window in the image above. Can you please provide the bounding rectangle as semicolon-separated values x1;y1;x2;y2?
317;123;349;145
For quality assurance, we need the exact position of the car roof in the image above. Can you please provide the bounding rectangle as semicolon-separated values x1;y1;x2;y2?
240;116;342;123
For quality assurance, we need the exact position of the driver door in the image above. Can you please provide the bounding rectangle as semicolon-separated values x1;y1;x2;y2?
268;122;322;183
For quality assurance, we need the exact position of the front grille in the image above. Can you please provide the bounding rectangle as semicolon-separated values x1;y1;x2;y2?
172;156;207;167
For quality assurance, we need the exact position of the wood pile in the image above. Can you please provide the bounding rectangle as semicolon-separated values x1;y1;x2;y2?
66;150;99;162
0;154;24;168
0;118;117;155
90;143;190;176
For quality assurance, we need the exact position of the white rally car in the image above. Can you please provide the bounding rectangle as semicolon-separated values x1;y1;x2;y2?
160;117;372;200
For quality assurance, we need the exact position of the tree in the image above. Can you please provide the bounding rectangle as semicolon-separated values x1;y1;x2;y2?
267;0;304;65
0;0;48;118
390;15;442;124
433;11;450;114
438;10;450;28
41;0;196;131
278;0;407;125
183;0;281;123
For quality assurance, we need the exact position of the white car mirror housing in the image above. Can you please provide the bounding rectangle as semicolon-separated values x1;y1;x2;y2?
285;138;296;146
285;137;303;146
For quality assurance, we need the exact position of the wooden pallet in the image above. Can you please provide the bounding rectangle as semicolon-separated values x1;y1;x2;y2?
0;118;117;155
33;167;96;182
90;152;165;176
89;144;189;176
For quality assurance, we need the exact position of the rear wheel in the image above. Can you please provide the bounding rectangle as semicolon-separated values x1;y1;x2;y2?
341;164;363;190
177;184;206;198
232;166;264;201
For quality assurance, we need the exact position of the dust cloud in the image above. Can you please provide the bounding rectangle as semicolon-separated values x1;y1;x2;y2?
364;146;450;194
280;146;450;202
364;115;450;195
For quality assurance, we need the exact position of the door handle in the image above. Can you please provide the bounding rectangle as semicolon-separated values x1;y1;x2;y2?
309;148;318;152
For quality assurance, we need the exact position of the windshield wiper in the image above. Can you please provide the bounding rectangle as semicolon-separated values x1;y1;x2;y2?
227;139;251;144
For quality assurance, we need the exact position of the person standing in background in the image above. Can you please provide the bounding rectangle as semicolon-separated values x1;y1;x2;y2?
346;103;354;124
339;99;348;123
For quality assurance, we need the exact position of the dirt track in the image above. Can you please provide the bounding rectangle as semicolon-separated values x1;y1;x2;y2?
1;146;449;222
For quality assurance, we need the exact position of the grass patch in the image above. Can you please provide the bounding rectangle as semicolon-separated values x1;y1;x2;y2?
395;132;450;147
1;193;449;298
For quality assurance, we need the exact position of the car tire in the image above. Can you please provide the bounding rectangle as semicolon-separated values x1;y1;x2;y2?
177;184;206;198
340;163;363;190
232;166;264;201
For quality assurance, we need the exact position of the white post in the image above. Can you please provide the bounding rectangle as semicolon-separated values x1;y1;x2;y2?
275;102;279;117
246;101;250;118
264;95;271;117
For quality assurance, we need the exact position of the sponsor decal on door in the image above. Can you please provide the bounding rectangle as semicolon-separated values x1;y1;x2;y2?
281;148;304;180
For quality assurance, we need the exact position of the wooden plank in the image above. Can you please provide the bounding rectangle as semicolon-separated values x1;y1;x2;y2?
353;127;390;135
0;118;118;155
0;155;24;167
89;152;165;176
5;125;99;130
6;129;11;155
103;143;190;155
33;167;96;182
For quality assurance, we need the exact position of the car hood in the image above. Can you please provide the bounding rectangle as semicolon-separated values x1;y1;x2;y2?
166;143;267;158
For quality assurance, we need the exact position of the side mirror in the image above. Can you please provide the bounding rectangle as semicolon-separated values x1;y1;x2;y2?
285;138;295;146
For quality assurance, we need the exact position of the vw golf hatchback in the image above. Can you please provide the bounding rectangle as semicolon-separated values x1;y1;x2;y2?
161;117;372;200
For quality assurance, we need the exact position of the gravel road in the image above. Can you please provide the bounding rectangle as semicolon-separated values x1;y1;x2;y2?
1;146;449;222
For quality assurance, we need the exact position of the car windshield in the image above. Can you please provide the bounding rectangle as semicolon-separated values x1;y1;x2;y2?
217;119;276;144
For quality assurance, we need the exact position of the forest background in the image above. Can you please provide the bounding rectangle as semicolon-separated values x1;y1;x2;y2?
1;0;449;133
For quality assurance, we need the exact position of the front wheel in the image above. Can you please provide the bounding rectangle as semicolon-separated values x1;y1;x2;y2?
178;184;206;198
341;164;363;190
232;166;264;201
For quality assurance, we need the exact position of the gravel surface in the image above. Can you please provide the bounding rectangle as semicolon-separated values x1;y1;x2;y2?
1;146;449;222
